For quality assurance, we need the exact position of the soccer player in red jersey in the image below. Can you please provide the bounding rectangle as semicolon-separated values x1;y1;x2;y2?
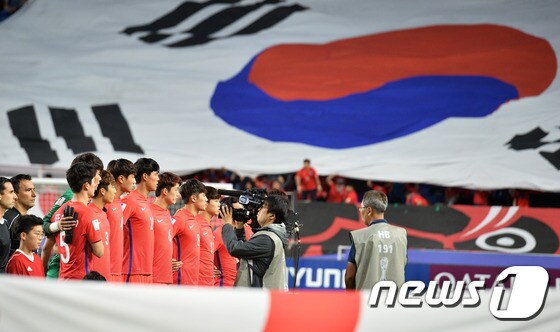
6;214;45;277
173;179;207;285
106;158;136;282
213;197;242;287
88;170;117;281
213;196;254;287
41;153;103;277
122;158;159;284
151;172;182;285
197;186;218;286
52;162;104;280
295;159;322;201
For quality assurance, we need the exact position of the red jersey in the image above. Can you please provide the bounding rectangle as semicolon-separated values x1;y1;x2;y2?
244;223;254;239
212;224;237;287
344;190;359;205
172;209;200;285
473;191;489;206
151;203;175;284
513;191;530;207
406;192;429;206
122;190;155;279
6;250;45;277
105;197;124;275
196;215;214;286
326;183;345;203
370;183;387;195
212;221;252;287
88;203;111;280
296;167;318;190
53;201;102;280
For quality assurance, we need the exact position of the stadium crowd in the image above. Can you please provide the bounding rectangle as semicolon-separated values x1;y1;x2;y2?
190;159;560;208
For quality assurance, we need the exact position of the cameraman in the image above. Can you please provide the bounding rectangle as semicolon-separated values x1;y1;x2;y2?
220;195;289;291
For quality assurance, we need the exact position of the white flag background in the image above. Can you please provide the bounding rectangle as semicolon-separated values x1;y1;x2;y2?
0;0;559;190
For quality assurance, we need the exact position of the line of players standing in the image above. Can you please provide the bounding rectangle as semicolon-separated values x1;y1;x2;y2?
1;153;249;286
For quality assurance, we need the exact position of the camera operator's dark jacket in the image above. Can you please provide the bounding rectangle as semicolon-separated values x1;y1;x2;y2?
222;223;288;290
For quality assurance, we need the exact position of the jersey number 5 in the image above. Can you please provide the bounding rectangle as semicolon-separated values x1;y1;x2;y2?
59;231;71;264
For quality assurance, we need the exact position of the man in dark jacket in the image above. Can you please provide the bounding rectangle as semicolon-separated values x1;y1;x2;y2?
0;177;17;273
4;174;37;256
221;195;289;290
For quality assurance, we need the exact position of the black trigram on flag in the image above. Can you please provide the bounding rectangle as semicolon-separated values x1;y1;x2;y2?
506;126;560;170
122;0;308;47
7;104;144;165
